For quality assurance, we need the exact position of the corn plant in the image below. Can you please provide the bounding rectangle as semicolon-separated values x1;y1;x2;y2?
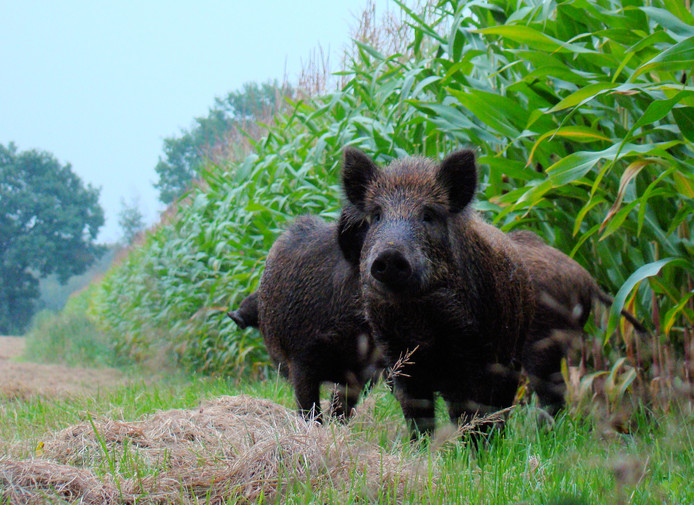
93;0;693;382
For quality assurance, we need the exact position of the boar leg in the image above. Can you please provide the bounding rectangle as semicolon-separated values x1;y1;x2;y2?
328;386;349;419
447;365;519;436
394;377;435;438
329;363;384;419
289;363;322;422
523;331;566;416
329;380;363;419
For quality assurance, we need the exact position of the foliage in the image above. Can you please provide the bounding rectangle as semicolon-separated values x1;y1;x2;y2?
24;286;118;368
219;80;292;120
153;80;293;204
36;246;116;313
117;197;146;245
0;142;104;335
95;0;693;377
153;109;233;205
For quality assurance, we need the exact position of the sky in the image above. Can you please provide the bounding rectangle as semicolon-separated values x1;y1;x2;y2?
1;1;390;243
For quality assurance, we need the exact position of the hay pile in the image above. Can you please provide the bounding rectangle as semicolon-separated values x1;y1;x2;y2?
0;395;429;503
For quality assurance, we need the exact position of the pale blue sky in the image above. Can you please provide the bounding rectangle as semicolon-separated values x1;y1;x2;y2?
1;1;389;242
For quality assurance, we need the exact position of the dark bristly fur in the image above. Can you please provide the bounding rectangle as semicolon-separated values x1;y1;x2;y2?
227;292;259;330
340;148;534;438
509;230;646;414
228;215;382;421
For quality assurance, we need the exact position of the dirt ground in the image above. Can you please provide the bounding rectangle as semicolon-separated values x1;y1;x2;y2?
0;336;126;399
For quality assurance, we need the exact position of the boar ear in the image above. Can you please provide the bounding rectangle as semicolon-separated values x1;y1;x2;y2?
337;203;369;265
342;148;378;209
437;150;477;212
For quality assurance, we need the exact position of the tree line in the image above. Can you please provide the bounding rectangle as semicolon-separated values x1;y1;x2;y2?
154;80;292;204
0;80;290;334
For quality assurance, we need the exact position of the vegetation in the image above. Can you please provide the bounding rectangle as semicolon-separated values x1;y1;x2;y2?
94;0;693;380
0;142;104;335
24;286;118;368
1;373;692;504
3;1;692;502
117;197;146;245
35;246;117;313
153;80;293;204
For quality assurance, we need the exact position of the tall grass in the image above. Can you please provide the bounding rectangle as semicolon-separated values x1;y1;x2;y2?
24;285;117;368
93;0;693;380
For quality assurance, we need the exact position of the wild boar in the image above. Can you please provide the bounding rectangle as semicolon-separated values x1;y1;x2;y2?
228;213;382;420
339;148;534;437
509;230;646;414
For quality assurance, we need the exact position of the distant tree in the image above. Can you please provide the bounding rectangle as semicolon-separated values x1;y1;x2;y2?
217;80;287;120
118;196;146;245
154;80;291;204
153;109;234;204
0;142;104;334
37;246;117;312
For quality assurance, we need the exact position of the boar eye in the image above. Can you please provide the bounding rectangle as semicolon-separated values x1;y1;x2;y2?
422;208;436;224
371;209;382;224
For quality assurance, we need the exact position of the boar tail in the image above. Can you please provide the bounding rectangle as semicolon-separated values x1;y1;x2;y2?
595;290;648;334
227;292;260;329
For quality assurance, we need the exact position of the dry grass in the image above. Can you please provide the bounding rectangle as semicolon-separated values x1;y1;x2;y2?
0;395;431;504
296;0;431;96
0;337;125;401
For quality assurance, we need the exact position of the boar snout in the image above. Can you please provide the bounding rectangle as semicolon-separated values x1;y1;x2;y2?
370;248;413;288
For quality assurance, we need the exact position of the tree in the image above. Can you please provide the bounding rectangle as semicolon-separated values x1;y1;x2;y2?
0;142;104;334
154;80;292;204
217;80;288;120
118;196;146;245
153;109;234;204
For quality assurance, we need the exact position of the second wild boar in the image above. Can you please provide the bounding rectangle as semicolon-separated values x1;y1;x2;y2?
228;213;381;420
509;230;646;414
339;148;535;437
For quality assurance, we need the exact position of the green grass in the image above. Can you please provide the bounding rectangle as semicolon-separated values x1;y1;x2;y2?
23;286;118;368
1;372;691;504
22;309;116;368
